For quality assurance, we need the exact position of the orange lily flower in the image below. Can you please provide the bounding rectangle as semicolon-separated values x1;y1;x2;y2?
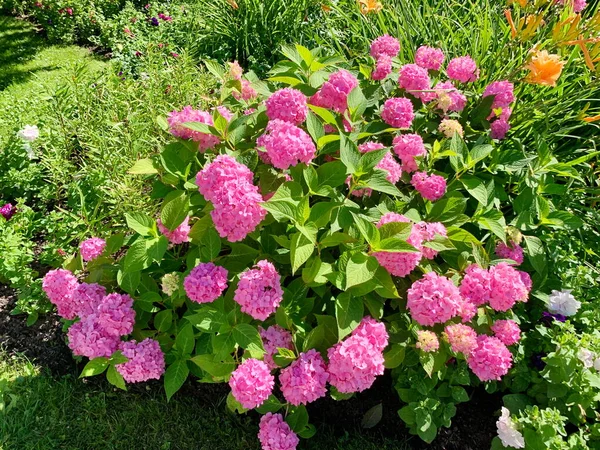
524;49;565;86
358;0;382;14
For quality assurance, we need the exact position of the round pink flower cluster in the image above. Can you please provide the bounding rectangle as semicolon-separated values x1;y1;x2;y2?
95;293;136;337
229;358;274;409
447;56;479;83
467;335;513;381
495;240;524;265
259;325;294;370
280;349;328;405
370;35;400;59
491;320;521;346
234;260;284;320
398;64;435;102
196;155;266;242
393;133;427;173
416;222;447;259
459;264;492;306
233;79;258;101
327;317;388;393
216;106;233;121
184;262;228;304
444;323;478;354
257;119;316;169
490;118;511;140
67;318;120;358
483;81;514;110
488;263;529;311
116;338;165;383
434;81;467;113
42;269;79;319
157;216;191;244
372;213;422;277
258;413;299;450
406;272;465;326
557;0;587;12
416;330;439;352
411;171;447;202
351;316;389;351
414;46;445;70
71;283;106;319
265;88;308;124
311;69;358;112
381;97;414;128
167;106;220;151
372;55;393;80
80;238;106;261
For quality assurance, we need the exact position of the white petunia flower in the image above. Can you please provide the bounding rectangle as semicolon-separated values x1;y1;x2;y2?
578;348;595;369
497;407;525;449
16;125;39;142
547;289;581;316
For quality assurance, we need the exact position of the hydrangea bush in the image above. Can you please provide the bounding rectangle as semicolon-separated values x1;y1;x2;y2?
42;40;591;447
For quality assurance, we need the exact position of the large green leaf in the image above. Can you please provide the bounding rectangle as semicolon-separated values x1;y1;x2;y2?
335;292;364;339
164;360;190;401
232;324;265;358
160;190;189;231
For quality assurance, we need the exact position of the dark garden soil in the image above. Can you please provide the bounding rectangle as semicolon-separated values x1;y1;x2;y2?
0;282;499;448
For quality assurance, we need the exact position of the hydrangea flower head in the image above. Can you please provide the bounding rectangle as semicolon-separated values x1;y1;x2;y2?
232;79;258;101
447;56;479;83
260;325;294;370
234;260;284;320
265;88;308;124
459;264;491;306
381;97;414;128
434;81;467;112
351;316;389;351
42;269;79;319
196;154;254;202
0;203;16;220
311;69;358;112
438;119;464;138
483;81;515;109
116;338;165;383
258;413;299;450
257;119;316;169
157;216;191;245
372;213;423;277
280;349;328;405
67;316;120;359
467;335;513;381
488;263;529;311
490;119;510;140
184;263;228;304
80;238;106;261
418;222;447;259
210;192;267;242
495;240;524;265
95;293;135;337
229;358;275;409
444;323;478;354
406;272;463;326
370;35;400;59
372;55;392;80
411;171;447;202
17;125;39;142
392;133;426;173
416;330;439;352
398;64;435;102
414;46;445;70
161;273;180;296
491;320;521;346
496;407;525;449
547;289;581;316
167;106;220;151
71;283;106;319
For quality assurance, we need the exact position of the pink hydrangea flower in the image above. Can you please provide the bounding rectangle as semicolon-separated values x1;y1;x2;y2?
280;349;328;405
398;64;435;102
310;69;358;112
157;216;191;244
260;325;294;370
95;293;135;337
372;213;423;277
71;283;106;319
447;56;479;83
416;330;439;352
490;119;510;140
216;106;234;121
184;263;228;304
80;238;106;262
229;358;274;409
445;323;478;355
459;264;491;306
411;171;447;202
210;192;267;242
256;119;316;169
414;46;445;70
488;263;529;311
392;133;427;173
229;61;243;80
417;222;447;259
491;320;521;346
116;338;165;383
351;316;389;351
67;316;120;359
258;413;299;450
42;269;79;319
495;240;524;265
233;79;258;101
370;35;400;59
434;81;467;112
234;260;283;321
372;55;392;80
381;97;414;128
518;271;532;292
196;154;254;202
467;335;513;381
406;272;463;326
458;300;478;323
265;88;308;124
167;107;220;151
483;81;515;109
562;0;587;12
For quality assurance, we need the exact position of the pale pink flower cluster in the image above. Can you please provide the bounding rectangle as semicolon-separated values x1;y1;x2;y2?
411;171;447;201
372;55;393;80
414;46;445;70
416;330;439;352
495;240;524;265
184;262;228;304
491;320;521;346
467;335;513;381
398;64;435;101
416;221;447;259
311;69;358;112
258;413;299;450
196;155;266;241
393;133;427;173
233;79;258;101
444;323;478;355
280;349;328;405
327;317;388;393
259;325;294;370
234;260;284;320
447;56;479;83
434;81;467;113
80;238;106;261
167;106;220;151
116;338;165;383
71;283;106;319
370;35;400;59
42;269;79;319
406;272;465;326
257;119;316;169
229;358;274;409
438;119;464;138
157;216;191;244
216;106;234;121
265;88;308;124
381;97;414;128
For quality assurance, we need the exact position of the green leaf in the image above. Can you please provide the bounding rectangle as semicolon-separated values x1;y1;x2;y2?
460;175;489;205
117;270;140;294
200;228;222;261
106;365;127;391
351;213;380;247
190;355;235;378
125;213;154;237
123;240;149;273
384;344;405;368
186;307;227;333
160;144;191;178
365;170;402;196
361;403;383;429
345;253;379;290
160;191;189;231
203;59;225;79
306;111;324;145
146;236;168;263
128;158;158;175
232;324;265;358
340;134;361;174
336;292;364;339
477;210;506;241
164;360;189;401
273;348;297;368
347;86;367;120
317;161;347;188
290;232;315;274
80;357;109;378
262;182;304;223
308;104;337;125
357;148;388;173
226;391;248;414
523;235;546;275
376;238;419;252
154;309;173;332
428;195;468;223
286;405;309;433
255;395;283;414
188;215;213;243
469;144;494;167
176;323;195;356
297;424;317;439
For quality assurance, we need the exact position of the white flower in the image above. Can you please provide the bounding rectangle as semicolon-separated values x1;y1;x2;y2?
594;358;600;372
140;72;149;80
16;125;39;142
547;289;581;316
577;348;595;369
161;273;180;296
497;407;525;449
23;143;35;159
